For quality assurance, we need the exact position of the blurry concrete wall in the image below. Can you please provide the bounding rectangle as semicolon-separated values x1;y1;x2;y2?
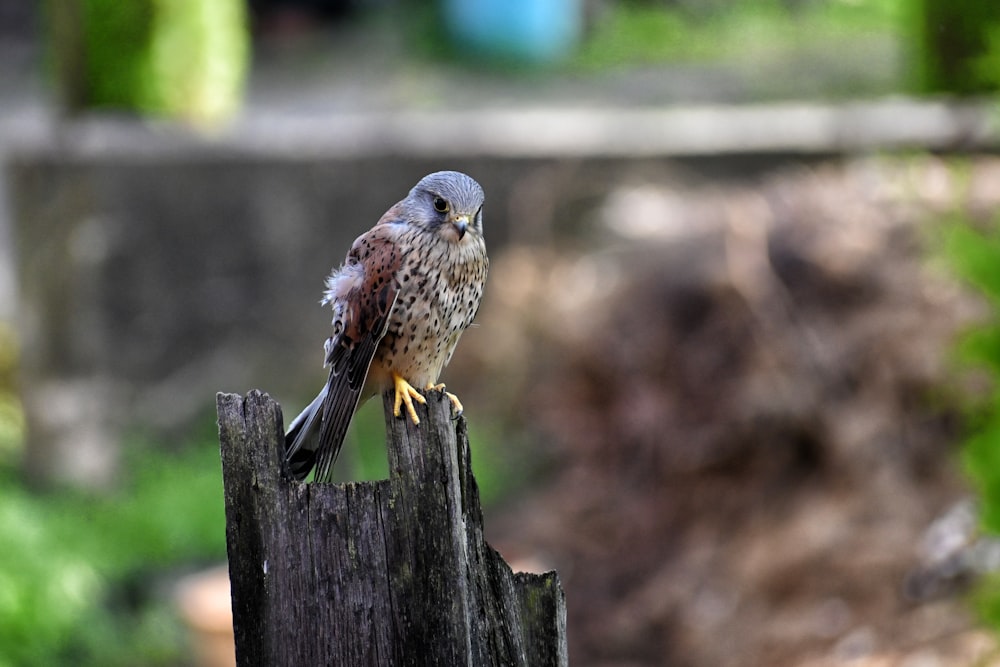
6;102;995;487
7;128;609;487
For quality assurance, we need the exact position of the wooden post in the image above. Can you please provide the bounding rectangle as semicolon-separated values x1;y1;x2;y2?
217;389;567;666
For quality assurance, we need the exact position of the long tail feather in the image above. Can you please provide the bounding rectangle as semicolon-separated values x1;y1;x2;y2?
284;387;327;481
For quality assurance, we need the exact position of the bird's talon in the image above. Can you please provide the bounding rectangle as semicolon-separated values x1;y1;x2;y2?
392;372;426;424
445;391;464;417
424;382;464;416
421;382;465;417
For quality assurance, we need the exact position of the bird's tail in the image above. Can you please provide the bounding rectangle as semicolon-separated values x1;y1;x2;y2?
284;386;327;481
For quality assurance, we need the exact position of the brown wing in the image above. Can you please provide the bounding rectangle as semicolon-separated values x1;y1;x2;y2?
285;224;404;482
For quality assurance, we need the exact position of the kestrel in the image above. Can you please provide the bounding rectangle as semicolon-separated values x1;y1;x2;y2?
284;171;488;483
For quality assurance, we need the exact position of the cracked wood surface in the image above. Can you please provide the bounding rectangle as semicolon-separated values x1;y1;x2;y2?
218;389;566;666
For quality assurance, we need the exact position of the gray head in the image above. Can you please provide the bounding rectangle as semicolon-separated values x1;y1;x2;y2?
403;171;485;241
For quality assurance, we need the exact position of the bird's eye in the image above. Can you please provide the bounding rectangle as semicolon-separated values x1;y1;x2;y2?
432;197;449;213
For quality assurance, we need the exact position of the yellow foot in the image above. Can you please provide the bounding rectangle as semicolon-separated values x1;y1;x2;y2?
425;383;464;417
393;372;426;424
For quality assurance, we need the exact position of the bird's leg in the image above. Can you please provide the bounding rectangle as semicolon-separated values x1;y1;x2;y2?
425;382;464;417
393;372;427;424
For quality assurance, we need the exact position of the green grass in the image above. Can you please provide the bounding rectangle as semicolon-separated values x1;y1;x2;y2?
940;212;1000;633
344;401;523;508
0;411;520;666
575;0;902;70
400;0;906;98
0;324;22;461
46;0;248;123
400;0;901;66
0;441;226;667
943;218;1000;532
0;355;520;666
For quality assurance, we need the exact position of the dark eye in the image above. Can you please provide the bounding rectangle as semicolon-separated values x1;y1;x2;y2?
432;197;449;213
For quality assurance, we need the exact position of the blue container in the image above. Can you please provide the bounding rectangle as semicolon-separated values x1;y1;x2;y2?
443;0;582;63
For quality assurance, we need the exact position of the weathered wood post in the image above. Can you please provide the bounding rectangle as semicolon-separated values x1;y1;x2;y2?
217;389;567;666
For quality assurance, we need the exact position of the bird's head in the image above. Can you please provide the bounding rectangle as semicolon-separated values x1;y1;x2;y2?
404;171;484;243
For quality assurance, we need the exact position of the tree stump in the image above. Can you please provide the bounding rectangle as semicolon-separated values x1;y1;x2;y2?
217;389;567;666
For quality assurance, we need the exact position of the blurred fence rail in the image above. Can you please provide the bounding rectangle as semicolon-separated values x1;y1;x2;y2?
217;389;567;666
6;99;998;159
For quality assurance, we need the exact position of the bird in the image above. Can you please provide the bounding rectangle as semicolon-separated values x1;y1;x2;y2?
284;171;489;483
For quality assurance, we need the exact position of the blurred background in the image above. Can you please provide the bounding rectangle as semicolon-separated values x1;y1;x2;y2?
2;0;1000;665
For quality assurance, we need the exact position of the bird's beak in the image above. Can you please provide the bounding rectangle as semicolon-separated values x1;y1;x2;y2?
451;215;469;240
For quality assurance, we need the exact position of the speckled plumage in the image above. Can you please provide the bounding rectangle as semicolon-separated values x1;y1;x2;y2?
285;171;488;483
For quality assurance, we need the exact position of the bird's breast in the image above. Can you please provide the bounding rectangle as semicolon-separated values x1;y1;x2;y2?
370;234;487;388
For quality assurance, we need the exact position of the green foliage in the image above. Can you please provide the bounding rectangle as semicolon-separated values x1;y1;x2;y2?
0;324;23;462
0;442;226;666
943;219;1000;534
465;419;527;508
77;0;155;110
345;401;521;508
971;571;1000;633
576;0;902;69
974;24;1000;90
944;221;1000;310
346;402;391;482
47;0;249;124
405;0;903;90
908;0;1000;94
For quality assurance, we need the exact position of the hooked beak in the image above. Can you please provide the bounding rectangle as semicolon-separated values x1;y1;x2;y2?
451;215;469;240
